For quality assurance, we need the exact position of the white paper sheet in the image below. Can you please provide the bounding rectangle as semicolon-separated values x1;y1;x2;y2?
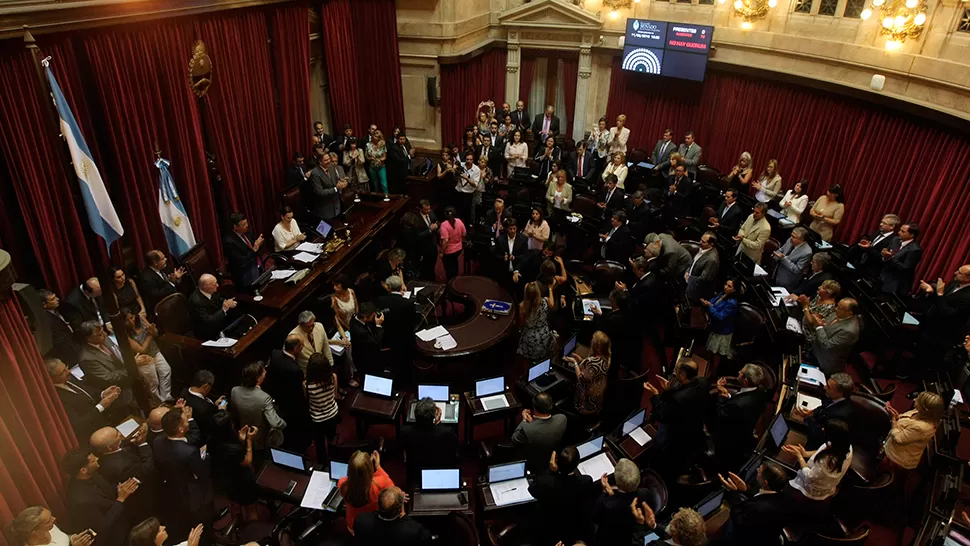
629;427;652;446
271;270;296;280
480;394;509;411
329;331;350;356
435;334;457;350
490;478;533;506
578;452;615;478
769;287;793;307
202;337;238;348
413;287;424;294
582;299;600;315
295;242;325;254
292;252;319;263
116;419;139;437
785;317;803;334
753;263;768;276
300;471;332;509
416;326;449;341
796;393;823;412
403;291;412;299
798;364;826;387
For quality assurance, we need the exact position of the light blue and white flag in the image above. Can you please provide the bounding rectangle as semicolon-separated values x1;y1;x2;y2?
155;157;197;257
44;63;123;249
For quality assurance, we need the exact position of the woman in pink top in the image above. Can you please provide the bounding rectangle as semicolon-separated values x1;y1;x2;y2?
439;205;466;281
337;450;394;533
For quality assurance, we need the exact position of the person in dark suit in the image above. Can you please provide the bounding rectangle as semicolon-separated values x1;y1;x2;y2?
644;359;711;475
90;425;154;522
708;189;746;236
76;321;138;408
916;264;970;370
286;151;308;188
147;405;203;450
792;253;834;297
592;459;663;546
39;289;81;365
492;218;530;292
666;164;692;217
64;278;108;330
47;358;118;441
625;190;651;241
414;200;440;281
590;289;642;372
306;151;348;221
713;364;769;471
719;462;798;545
187;274;237;341
617;256;667;366
262;335;312;453
348;303;385;375
153;408;213;542
375;276;419;371
880;222;923;295
223;212;264;287
599;210;632;262
62;447;141;546
532;105;560;147
597;174;626;216
354;487;432;546
528;446;600;545
568;140;598;189
685;232;720;303
649;128;677;169
398;397;459;485
510;100;530;133
480;120;505;176
330;124;354;164
139;250;185;314
792;372;854;449
180;369;227;444
483;198;512;238
312;121;331;149
386;132;413;195
852;213;900;275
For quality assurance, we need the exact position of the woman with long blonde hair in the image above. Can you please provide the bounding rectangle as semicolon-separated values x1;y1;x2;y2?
336;449;394;533
565;330;612;416
883;391;945;470
517;281;553;361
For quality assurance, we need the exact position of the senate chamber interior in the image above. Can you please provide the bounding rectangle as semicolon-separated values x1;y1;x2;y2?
1;1;970;546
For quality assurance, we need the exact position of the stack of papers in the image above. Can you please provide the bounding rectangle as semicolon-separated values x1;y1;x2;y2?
116;419;140;437
798;364;826;387
271;270;296;280
796;393;823;412
416;326;449;341
578;452;615;478
301;471;332;509
295;242;325;254
489;478;533;506
629;427;652;446
202;337;238;348
785;317;803;334
434;335;457;350
753;263;769;276
329;331;350;356
292;252;319;263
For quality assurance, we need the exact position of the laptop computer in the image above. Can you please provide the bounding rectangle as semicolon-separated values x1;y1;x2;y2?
487;460;534;506
421;468;462;491
270;448;308;473
311;219;333;239
694;490;725;519
621;409;647;436
528;359;561;391
362;374;394;398
562;334;577;359
576;435;615;478
410;384;458;423
475;376;509;411
323;460;347;510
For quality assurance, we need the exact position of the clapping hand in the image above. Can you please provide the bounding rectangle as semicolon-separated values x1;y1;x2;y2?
521;409;534;423
709;217;720;228
69;532;95;546
254;234;265;250
718;472;749;492
858;239;871;249
631;499;656;528
130;423;148;444
615;281;627;291
797;295;811;307
116;477;140;502
222;298;238;312
100;385;121;407
732;234;743;242
936;278;946;295
773;251;784;259
782;444;807;460
655;375;669;392
881;248;894;258
590;302;602;316
171;267;186;282
716;377;730;398
238;425;250;442
187;524;204;546
885;401;900;422
643;381;659;397
699;298;710;307
600;474;614;496
919;280;934;294
549;450;559;473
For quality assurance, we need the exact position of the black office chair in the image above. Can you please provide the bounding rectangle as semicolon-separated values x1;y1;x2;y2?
592;260;626;295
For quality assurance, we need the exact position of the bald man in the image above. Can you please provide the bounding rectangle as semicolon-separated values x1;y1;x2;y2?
917;265;970;370
643;358;711;475
262;335;311;453
187;274;237;340
806;298;861;375
354;486;432;545
90;424;154;521
147;403;203;450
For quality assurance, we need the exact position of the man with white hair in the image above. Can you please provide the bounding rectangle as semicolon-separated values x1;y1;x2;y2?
288;311;333;373
592;458;662;546
187;273;237;340
376;275;420;370
644;232;692;283
713;363;768;471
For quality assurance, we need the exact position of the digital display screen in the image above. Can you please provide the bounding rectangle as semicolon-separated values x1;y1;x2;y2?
330;461;348;481
562;334;577;357
489;461;526;483
476;376;505;397
622;409;646;436
270;448;305;472
623;19;713;82
696;490;725;517
665;23;713;53
315;219;332;238
363;374;393;397
529;360;551;382
769;413;789;447
421;469;460;490
622;45;665;75
577;436;604;460
626;19;667;47
418;384;450;402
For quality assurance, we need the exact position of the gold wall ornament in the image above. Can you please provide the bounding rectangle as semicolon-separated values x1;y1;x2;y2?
188;40;213;97
859;0;927;49
603;0;633;19
720;0;778;25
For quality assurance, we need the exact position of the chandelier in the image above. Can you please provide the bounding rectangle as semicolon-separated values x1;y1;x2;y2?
602;0;635;19
860;0;927;50
718;0;778;27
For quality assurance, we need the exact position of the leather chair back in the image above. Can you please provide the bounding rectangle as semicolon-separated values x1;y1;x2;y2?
279;185;308;221
571;194;601;219
640;468;669;514
680;240;701;259
326;437;383;463
697;165;721;186
733;303;766;347
354;272;378;304
592;260;626;295
446;512;480;546
155;293;193;336
761;237;781;267
849;393;892;455
628;148;648;165
702;205;717;222
180;243;222;285
812;523;870;545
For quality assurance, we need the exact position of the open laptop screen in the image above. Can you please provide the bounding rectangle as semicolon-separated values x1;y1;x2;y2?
562;334;577;357
363;374;393;397
475;376;505;397
622;409;646;436
421;469;460;490
528;360;551;382
418;384;450;402
315;219;332;238
696;490;725;518
330;461;348;481
270;448;305;472
576;436;604;460
769;413;789;448
488;461;526;483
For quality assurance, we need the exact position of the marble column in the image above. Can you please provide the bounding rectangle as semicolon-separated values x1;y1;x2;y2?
505;31;521;105
573;32;594;142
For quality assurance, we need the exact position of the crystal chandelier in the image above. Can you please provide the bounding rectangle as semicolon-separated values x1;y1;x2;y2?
860;0;927;50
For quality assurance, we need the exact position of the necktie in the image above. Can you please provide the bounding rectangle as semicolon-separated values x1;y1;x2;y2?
722;204;730;219
543;117;550;134
661;142;668;157
424;214;431;227
307;331;317;352
606;189;613;203
579;154;584;175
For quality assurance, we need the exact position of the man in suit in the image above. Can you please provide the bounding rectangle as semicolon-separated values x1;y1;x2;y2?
792;373;855;449
414;200;440;281
492;218;530;292
625;190;651;241
223;212;264;287
592;459;662;546
263;335;311;453
305;152;348;222
916;264;970;370
735;203;772;264
62;447;140;546
686;231;720;303
312;121;331;148
643;359;711;475
64;278;108;330
482;120;505;176
720;462;799;545
599;210;632;262
532;105;560;147
597;174;625;216
510;100;530;133
187;274;237;341
805;298;860;374
330;124;354;164
793;252;834;297
180;369;226;443
153;408;213;542
349;303;385;375
709;189;746;236
511;393;567;473
678;130;703;178
650;128;677;170
147;404;202;449
288;310;335;373
591;289;642;371
46;358;118;442
617;255;667;365
528;446;600;545
666;164;692;217
568;140;597;188
140;250;185;314
880;222;923;295
713;364;768;471
89;425;154;522
375;276;419;371
853;213;900;275
645;232;692;285
399;397;459;484
39;289;81;365
484;198;512;238
286;151;308;188
386;132;413;195
772;227;813;291
354;487;432;546
77;321;139;406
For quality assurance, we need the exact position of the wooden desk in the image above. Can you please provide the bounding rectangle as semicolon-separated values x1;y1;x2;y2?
160;315;278;360
477;477;537;512
462;390;521;444
348;390;403;439
607;423;659;462
415;276;515;359
409;487;474;517
256;461;310;503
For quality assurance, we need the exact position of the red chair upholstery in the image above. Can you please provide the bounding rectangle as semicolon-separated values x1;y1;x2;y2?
571;194;601;219
592;260;627;294
179;242;230;286
154;293;193;336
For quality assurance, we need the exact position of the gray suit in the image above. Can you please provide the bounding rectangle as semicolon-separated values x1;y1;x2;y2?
230;385;286;451
656;233;692;281
650;139;677;167
306;164;342;220
686;248;720;303
512;414;567;472
678;142;703;175
773;241;813;291
812;317;860;375
77;339;134;406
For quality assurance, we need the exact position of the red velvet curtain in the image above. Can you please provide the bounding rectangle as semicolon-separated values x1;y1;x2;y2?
606;58;970;283
351;0;406;135
321;0;360;133
0;295;78;539
439;49;508;146
271;4;312;160
197;11;285;237
561;57;578;138
519;56;535;109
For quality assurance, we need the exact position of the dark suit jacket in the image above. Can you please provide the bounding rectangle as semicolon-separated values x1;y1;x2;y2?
598;187;625;214
879;239;923;294
180;388;224;443
510;109;530;132
568;148;597;185
594;309;642;370
626;201;651;240
794;270;834;297
305;164;342;220
651;378;711;455
593;488;663;546
139;267;179;313
804;398;853;449
386;143;413;182
856;230;899;273
55;381;109;442
149;420;202;451
286;163;308;188
223;232;261;287
374;292;418;354
349;317;384;369
66;475;129;546
187;288;229;341
46;309;80;365
153;436;212;515
263;350;311;450
484;208;513;236
414;211;440;254
97;445;155;521
714;389;767;455
493;234;530;273
601;224;633;263
628;272;663;315
64;286;108;330
479;134;505;160
528;472;599;545
650;139;677;166
532;114;560;141
354;513;432;546
724;490;797;545
922;282;970;345
399;423;459;482
715;201;746;235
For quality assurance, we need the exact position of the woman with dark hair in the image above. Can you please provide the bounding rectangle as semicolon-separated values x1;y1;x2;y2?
272;205;305;251
439;206;466;281
110;266;145;317
809;184;845;242
780;180;809;224
565;330;611;416
337;450;395;534
523;206;550;251
702;278;741;366
306;352;341;464
462;126;477;158
543;160;562;189
231;361;286;451
783;418;853;501
534;135;561;181
330;273;358;388
122;307;173;404
208;411;259;520
504;130;528;177
343;138;369;194
517;281;553;361
128;517;202;546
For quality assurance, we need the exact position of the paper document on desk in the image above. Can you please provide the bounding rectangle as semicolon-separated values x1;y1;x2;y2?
202;337;238;348
403;291;412;299
116;419;140;437
753;263;768;276
295;242;325;254
329;331;350;356
292;252;319;263
796;393;823;412
578;452;615;478
786;317;803;334
480;394;509;411
798;364;826;386
413;287;424;295
629;427;652;446
582;299;601;315
769;287;793;307
416;325;449;341
490;478;533;506
902;312;920;326
271;270;296;280
301;471;332;509
435;334;457;350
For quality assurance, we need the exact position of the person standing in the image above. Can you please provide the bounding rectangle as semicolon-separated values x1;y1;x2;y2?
338;450;396;534
305;154;348;223
589;117;611;176
438;206;466;281
289;310;335;374
702;279;741;364
262;335;311;453
230;361;287;452
523;206;550;252
779;181;809;224
752;159;782;204
517;282;553;362
880;223;923;295
734;203;771;264
566;331;612;417
808;184;845;242
343;138;370;194
678;131;703;179
153;408;213;542
223;212;264;287
608;114;630;157
510;100;530;133
306;352;341;464
330;274;359;388
386;132;413;195
353;487;432;546
46;358;118;442
366;130;389;193
512;392;567;473
805;298;861;375
772;227;813;291
504;130;528;178
62;447;140;546
685;232;720;303
532;105;560;148
121;308;173;405
454;152;480;224
650;128;676;170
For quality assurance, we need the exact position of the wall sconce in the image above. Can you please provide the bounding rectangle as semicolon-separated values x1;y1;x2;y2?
860;0;927;49
721;0;777;24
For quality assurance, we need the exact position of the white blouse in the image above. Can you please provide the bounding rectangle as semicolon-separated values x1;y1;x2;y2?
779;190;809;223
789;443;853;501
272;220;303;252
505;142;528;168
602;163;629;190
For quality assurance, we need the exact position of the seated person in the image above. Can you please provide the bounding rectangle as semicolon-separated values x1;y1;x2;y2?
634;505;708;546
187;274;237;341
399;397;459;485
782;419;852;509
792;372;854;449
222;212;264;287
46;358;119;443
64;277;109;331
511;392;567;473
528;447;600;546
354;487;432;546
719;462;797;545
592;459;662;546
791;252;834;297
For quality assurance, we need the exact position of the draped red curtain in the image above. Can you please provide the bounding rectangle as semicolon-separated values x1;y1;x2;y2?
351;0;406;135
197;11;285;236
519;56;536;108
561;57;578;138
0;295;78;539
606;58;970;283
321;0;360;133
439;49;508;147
271;4;312;160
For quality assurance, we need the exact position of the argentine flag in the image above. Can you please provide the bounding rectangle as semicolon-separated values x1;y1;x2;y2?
155;158;197;257
44;64;123;248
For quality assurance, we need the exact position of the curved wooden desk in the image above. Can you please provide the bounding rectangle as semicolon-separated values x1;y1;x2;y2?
415;276;516;359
